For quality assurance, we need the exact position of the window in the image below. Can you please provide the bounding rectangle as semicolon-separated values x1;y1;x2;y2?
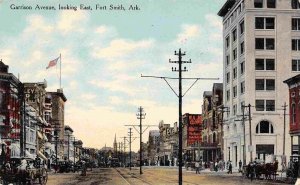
240;81;245;94
240;61;245;74
292;39;300;51
267;0;276;8
233;67;237;79
240;20;244;35
256;100;265;111
266;100;275;111
255;17;264;29
256;38;264;49
292;103;296;124
254;0;263;8
266;38;275;49
255;79;275;90
266;18;275;29
233;48;237;60
266;79;275;90
292;18;300;30
226;36;230;49
292;0;300;9
256;38;275;50
256;79;265;90
226;90;230;101
233;86;237;98
256;99;275;111
241;42;244;54
256;121;274;134
292;59;300;71
266;59;275;70
226;55;230;66
256;59;265;70
232;29;237;42
255;58;275;70
226;72;230;83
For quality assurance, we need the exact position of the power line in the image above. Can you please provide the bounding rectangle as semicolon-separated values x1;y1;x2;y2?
141;49;218;185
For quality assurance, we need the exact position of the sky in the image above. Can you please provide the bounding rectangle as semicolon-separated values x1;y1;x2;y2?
0;0;226;152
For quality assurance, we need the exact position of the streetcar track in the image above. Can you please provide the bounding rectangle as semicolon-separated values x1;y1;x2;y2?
115;168;153;185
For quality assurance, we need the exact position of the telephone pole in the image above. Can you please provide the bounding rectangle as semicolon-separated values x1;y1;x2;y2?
128;128;133;170
137;106;145;174
142;49;218;185
126;107;155;175
248;104;253;162
283;102;287;156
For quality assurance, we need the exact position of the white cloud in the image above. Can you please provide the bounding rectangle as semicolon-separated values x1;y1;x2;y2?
81;93;97;101
57;11;88;34
109;96;124;105
176;24;201;44
93;39;154;60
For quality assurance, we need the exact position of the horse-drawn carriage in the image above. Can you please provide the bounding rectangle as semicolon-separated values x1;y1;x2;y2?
0;157;48;185
242;160;279;181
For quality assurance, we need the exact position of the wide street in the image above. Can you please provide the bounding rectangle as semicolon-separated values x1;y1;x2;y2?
47;167;291;185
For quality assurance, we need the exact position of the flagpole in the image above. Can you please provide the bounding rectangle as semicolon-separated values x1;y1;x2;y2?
60;53;61;89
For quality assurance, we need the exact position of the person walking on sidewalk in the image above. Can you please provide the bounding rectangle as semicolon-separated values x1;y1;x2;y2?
195;161;200;174
227;161;232;174
238;160;242;173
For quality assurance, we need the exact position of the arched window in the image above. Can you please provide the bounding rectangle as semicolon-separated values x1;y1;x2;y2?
256;120;274;134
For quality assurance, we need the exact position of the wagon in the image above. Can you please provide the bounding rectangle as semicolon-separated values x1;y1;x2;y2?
0;157;48;185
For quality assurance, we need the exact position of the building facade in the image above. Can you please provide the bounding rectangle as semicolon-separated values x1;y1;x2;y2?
284;74;300;157
183;113;202;162
158;121;178;166
218;0;298;168
147;130;160;165
201;84;223;163
48;89;67;160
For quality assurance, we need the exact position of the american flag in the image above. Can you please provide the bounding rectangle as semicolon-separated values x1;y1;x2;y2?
46;56;60;69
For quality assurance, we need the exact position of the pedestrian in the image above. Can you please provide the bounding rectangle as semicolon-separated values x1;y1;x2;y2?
195;161;200;174
214;161;218;172
227;161;232;174
238;160;242;173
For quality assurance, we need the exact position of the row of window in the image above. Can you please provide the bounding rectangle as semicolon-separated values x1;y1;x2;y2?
226;62;245;83
224;1;245;30
226;82;245;101
254;0;276;8
254;0;300;9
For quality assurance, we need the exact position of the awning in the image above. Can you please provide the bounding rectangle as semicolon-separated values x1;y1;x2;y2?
37;150;47;161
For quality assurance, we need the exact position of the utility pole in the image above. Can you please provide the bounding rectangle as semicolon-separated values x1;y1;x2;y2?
126;108;155;175
142;49;218;185
248;104;253;162
128;128;132;171
242;105;246;165
219;106;229;161
283;102;287;156
137;106;146;175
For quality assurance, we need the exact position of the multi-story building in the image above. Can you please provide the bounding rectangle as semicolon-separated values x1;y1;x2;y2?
64;125;74;161
0;61;22;157
147;130;160;165
158;121;178;166
48;89;67;160
201;83;223;163
218;0;299;168
182;113;202;162
24;82;49;161
284;74;300;157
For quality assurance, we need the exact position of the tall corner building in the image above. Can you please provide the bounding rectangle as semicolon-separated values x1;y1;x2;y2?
218;0;300;168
